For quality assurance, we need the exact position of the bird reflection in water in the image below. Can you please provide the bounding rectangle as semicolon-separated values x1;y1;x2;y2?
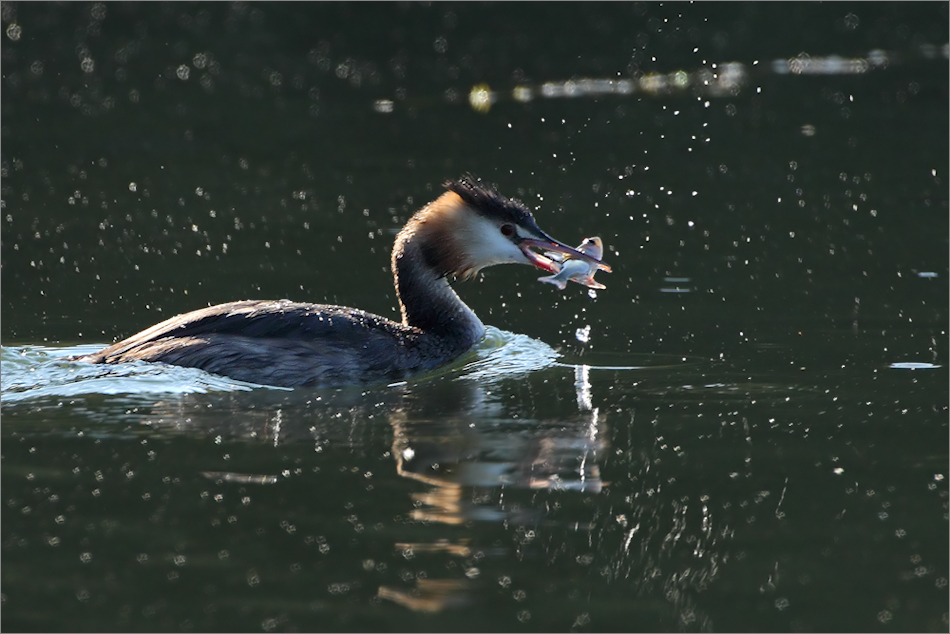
143;364;721;624
376;370;605;612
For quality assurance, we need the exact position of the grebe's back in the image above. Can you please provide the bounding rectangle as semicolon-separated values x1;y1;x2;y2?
79;300;470;387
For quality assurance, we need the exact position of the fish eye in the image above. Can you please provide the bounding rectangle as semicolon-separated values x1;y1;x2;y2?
500;224;515;237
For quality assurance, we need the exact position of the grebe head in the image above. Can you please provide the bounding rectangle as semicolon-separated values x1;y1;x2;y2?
397;175;611;280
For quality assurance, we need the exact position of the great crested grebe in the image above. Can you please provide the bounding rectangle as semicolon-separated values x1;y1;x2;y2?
79;176;610;388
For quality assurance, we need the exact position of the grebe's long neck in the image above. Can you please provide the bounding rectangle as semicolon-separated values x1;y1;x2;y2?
392;240;485;346
391;200;486;349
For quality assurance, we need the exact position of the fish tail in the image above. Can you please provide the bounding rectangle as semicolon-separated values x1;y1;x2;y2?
578;276;607;290
537;274;568;290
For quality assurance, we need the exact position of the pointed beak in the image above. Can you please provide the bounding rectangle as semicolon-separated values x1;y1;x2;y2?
517;234;612;274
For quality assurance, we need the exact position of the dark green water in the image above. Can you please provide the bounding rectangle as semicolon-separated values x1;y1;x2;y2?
2;3;948;632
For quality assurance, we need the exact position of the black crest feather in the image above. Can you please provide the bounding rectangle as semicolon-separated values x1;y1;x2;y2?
444;175;540;230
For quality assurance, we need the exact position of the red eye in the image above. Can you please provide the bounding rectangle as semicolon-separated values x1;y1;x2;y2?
500;224;515;237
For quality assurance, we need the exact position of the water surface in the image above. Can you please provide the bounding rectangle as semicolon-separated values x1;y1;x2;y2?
2;3;947;632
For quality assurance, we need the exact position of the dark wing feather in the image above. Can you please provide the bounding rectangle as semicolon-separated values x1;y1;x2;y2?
78;300;443;387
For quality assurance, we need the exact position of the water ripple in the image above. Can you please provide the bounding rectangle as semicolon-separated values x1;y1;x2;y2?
1;344;268;404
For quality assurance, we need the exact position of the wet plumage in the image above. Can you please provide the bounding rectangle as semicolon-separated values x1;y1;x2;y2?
78;176;609;388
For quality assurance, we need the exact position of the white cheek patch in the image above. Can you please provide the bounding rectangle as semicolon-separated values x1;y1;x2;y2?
461;215;528;268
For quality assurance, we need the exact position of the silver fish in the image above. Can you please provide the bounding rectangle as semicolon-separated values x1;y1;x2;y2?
537;237;608;290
